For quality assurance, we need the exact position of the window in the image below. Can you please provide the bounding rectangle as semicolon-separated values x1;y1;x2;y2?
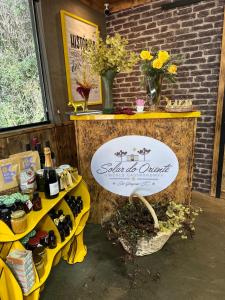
0;0;48;130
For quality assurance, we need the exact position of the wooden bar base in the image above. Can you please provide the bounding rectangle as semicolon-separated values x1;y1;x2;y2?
71;112;200;223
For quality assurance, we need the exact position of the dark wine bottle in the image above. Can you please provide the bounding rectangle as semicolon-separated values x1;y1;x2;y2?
25;144;31;151
43;147;59;199
35;143;45;168
45;141;56;168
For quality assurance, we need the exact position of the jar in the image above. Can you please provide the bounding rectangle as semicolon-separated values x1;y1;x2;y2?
36;230;48;247
32;192;42;211
15;200;24;211
33;254;45;278
28;237;39;251
21;189;33;213
33;246;47;263
11;210;27;234
0;208;11;227
59;164;71;170
21;188;34;201
36;169;45;192
48;230;57;249
56;169;65;191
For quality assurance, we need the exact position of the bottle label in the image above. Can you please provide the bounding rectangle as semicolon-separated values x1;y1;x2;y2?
49;182;59;196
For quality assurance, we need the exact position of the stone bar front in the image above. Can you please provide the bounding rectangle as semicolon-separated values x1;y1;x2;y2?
71;112;200;223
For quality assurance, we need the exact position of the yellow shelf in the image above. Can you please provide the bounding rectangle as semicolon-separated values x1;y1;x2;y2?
70;111;201;121
0;178;90;300
24;205;90;296
0;176;82;242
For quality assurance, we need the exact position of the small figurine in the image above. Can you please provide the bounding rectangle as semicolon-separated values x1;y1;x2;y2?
68;101;85;113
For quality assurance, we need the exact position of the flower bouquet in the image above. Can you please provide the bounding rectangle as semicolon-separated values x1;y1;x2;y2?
140;49;180;108
84;33;139;113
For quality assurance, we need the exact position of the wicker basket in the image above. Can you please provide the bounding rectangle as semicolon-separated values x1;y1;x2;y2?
119;193;174;256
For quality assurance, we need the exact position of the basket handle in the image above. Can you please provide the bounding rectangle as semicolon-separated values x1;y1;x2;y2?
129;193;159;230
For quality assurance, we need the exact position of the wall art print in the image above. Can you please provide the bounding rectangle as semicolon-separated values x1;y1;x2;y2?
60;10;102;105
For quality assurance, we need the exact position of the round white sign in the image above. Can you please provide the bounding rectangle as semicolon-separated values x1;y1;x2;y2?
91;135;179;197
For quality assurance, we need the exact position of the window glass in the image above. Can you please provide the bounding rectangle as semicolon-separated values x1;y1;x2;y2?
0;0;47;130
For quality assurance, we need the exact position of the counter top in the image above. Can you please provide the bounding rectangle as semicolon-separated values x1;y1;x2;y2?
70;111;201;121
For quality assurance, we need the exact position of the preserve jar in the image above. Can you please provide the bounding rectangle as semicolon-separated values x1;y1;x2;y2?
0;208;11;227
28;237;39;251
33;254;45;278
32;192;42;211
36;230;48;247
11;210;27;234
33;246;47;263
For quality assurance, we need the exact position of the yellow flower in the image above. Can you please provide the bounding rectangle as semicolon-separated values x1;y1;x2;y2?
168;64;177;74
158;50;170;63
140;50;153;60
152;58;163;69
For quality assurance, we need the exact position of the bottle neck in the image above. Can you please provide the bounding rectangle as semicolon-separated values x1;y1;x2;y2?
44;147;53;168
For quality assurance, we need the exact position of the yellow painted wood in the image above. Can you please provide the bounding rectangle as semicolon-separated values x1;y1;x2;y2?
0;258;24;300
0;179;90;300
0;176;82;242
70;111;201;121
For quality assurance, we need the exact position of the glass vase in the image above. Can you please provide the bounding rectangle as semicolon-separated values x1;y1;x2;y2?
102;69;117;114
145;74;163;111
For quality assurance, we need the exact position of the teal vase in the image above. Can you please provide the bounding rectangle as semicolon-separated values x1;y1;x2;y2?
102;69;117;114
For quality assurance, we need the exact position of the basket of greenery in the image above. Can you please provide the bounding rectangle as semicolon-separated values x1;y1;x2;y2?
103;193;201;256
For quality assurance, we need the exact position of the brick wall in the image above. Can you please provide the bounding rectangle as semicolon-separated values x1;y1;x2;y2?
106;0;224;194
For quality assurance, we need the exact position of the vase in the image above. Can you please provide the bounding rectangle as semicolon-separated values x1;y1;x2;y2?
102;69;117;114
145;74;163;110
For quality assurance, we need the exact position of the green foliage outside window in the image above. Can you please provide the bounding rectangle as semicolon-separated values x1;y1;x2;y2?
0;0;47;129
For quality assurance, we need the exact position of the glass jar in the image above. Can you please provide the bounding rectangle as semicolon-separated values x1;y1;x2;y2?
48;230;57;249
32;192;42;211
36;230;48;247
28;237;39;251
0;208;11;227
33;246;47;263
33;254;45;278
11;210;27;234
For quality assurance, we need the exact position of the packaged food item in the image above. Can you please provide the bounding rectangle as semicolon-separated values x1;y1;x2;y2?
0;158;19;193
19;169;36;191
10;151;41;172
11;210;27;234
6;249;35;294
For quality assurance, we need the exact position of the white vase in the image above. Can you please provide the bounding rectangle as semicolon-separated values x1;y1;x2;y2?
136;105;144;113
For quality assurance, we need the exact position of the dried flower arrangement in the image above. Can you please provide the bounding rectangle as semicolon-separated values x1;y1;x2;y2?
103;199;202;256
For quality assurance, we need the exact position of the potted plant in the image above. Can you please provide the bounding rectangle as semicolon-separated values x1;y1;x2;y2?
84;33;138;113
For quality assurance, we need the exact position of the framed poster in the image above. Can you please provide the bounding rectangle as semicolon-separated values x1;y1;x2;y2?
60;10;102;105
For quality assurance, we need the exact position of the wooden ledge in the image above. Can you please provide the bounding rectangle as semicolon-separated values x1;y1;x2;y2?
70;111;201;121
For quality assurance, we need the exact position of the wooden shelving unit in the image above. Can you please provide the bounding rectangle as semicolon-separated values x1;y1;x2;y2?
0;177;90;300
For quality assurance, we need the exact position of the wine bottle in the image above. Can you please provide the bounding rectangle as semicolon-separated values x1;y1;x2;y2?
45;141;56;167
43;147;59;199
25;144;31;151
35;143;45;168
